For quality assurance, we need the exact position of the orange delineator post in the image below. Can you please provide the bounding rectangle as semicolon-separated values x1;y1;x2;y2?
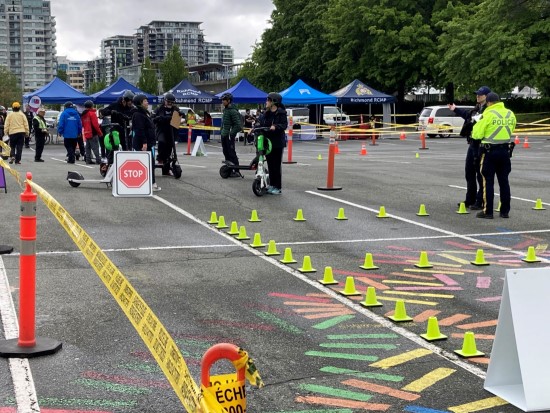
184;126;192;155
419;131;429;150
317;127;342;191
284;116;297;164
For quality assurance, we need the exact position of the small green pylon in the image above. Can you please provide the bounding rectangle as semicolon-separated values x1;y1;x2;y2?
361;286;382;307
317;154;323;160
457;202;469;214
216;216;228;229
415;152;420;159
455;331;484;357
293;209;307;222
417;204;429;216
359;252;379;270
298;256;316;273
388;300;413;322
533;198;546;210
420;317;447;341
235;226;250;240
335;207;348;220
471;249;489;266
414;251;433;268
250;233;266;248
522;246;541;263
207;211;219;224
280;247;297;264
264;240;280;256
494;201;501;212
340;276;360;296
227;221;239;235
377;206;388;218
319;266;338;285
248;210;261;222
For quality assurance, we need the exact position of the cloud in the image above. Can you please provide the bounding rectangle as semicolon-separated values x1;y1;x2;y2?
50;0;274;62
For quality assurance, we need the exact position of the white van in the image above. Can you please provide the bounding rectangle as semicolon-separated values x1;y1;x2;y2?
417;105;474;138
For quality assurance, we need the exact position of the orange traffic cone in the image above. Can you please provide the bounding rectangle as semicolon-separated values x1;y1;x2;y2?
523;137;530;148
514;135;520;145
334;141;340;154
360;143;367;156
400;131;406;140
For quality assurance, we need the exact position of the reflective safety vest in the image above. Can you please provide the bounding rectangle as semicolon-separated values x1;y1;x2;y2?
187;113;197;126
35;116;47;130
472;102;516;144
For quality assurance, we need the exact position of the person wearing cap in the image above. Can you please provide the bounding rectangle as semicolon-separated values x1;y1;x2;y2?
471;92;516;219
32;107;49;162
448;85;491;210
4;102;30;164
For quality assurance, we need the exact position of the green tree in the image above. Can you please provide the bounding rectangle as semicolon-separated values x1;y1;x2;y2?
56;69;68;82
0;66;23;106
86;80;107;95
137;57;159;94
160;44;188;92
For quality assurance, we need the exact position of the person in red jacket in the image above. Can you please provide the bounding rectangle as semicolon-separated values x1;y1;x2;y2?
80;100;103;164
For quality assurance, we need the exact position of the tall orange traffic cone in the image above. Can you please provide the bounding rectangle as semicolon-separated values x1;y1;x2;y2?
523;137;530;148
360;143;367;155
400;131;406;140
514;135;520;145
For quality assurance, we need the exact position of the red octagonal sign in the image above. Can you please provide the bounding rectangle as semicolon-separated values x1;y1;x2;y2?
119;160;148;188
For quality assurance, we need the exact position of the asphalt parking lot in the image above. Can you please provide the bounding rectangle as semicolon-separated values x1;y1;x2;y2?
1;133;550;413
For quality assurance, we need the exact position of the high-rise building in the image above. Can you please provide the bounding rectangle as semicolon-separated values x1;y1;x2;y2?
101;35;134;84
57;55;87;91
204;42;233;65
135;21;205;67
0;0;56;92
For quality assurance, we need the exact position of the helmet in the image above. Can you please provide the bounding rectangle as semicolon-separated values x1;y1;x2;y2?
267;92;282;105
221;93;233;102
64;101;74;108
123;90;135;102
84;100;94;109
164;93;176;103
133;94;147;107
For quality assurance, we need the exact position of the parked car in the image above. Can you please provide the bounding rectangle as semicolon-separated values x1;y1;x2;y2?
44;110;60;128
417;105;474;138
323;106;351;126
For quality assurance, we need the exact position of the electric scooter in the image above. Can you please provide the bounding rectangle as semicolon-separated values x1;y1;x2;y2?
251;127;272;196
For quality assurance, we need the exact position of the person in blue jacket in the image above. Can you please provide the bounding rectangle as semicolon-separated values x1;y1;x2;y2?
57;101;83;164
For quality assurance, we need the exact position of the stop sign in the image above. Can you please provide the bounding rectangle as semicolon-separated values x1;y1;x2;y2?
119;160;148;188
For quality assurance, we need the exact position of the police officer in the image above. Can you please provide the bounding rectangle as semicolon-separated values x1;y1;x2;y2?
449;85;491;210
220;93;242;176
471;92;516;219
153;92;182;175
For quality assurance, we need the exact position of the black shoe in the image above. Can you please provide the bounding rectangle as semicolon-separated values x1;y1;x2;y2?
469;204;483;211
15;161;21;165
25;145;30;149
34;159;44;162
499;212;509;218
476;211;493;219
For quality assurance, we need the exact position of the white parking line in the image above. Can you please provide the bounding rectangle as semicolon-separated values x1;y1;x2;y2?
0;257;40;412
50;158;94;168
449;185;550;206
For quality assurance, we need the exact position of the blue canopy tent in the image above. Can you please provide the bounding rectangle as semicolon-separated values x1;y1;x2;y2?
164;79;219;104
216;78;267;103
91;77;158;104
23;77;92;105
279;79;337;105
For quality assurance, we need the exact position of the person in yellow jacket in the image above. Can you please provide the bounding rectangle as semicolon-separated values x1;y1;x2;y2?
471;92;516;219
4;102;30;165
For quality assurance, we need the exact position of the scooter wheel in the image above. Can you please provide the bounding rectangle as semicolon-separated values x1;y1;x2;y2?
99;163;109;177
172;163;182;179
219;165;231;179
67;171;84;187
252;178;266;197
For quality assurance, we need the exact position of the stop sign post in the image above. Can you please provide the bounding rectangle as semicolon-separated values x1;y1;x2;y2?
114;152;152;197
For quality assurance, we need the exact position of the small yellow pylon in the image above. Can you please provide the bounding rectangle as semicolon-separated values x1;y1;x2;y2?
250;233;266;248
340;276;360;296
533;198;546;210
280;247;297;264
298;256;316;273
494;201;501;212
264;240;280;256
319;266;338;285
414;251;433;268
415;152;420;159
456;202;469;214
377;206;388;218
522;246;541;263
420;317;447;341
248;210;261;222
417;204;429;216
455;331;484;357
235;226;250;240
317;154;323;160
293;209;307;221
227;221;240;235
359;252;379;270
471;249;489;266
335;207;348;220
361;286;382;307
207;211;219;224
215;216;228;229
388;300;413;322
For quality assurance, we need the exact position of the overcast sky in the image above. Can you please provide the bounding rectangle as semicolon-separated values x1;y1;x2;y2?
50;0;275;62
